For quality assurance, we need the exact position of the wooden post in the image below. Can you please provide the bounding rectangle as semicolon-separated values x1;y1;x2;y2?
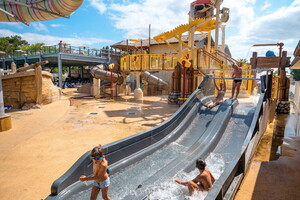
182;61;187;104
207;31;211;68
250;52;258;92
279;51;288;101
35;66;43;105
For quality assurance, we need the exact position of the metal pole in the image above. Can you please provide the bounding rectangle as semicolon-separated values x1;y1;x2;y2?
221;24;226;53
0;71;5;116
278;43;283;77
126;39;129;55
277;42;284;100
182;62;186;104
149;24;151;54
110;68;113;101
58;53;62;88
214;0;221;51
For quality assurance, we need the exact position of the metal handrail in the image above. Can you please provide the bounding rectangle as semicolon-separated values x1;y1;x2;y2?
205;92;268;200
0;45;121;59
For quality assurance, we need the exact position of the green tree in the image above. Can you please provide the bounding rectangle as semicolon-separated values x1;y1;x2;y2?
291;69;300;81
0;35;29;53
21;43;44;51
237;58;249;65
50;66;69;74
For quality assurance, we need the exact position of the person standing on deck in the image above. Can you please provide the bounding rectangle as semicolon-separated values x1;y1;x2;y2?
231;64;243;99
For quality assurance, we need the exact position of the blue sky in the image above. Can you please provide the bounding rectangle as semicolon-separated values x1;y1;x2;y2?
0;0;299;60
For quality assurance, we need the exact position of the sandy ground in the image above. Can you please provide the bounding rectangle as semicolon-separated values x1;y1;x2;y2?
0;90;178;200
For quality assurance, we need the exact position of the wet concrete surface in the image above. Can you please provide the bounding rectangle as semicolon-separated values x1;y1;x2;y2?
235;103;300;200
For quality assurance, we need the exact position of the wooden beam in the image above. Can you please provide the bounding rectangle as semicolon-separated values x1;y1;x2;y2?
164;40;179;53
17;60;48;72
174;35;190;50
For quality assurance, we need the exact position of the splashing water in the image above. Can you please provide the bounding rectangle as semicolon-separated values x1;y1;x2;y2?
147;153;225;200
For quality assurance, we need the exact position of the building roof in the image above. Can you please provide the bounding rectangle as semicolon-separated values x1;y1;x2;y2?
110;34;232;57
291;41;300;69
294;40;300;57
111;34;207;50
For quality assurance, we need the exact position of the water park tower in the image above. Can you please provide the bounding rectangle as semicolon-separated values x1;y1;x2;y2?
120;0;235;104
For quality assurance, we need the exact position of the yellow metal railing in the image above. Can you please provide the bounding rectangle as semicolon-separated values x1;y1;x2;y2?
213;64;254;97
120;54;178;71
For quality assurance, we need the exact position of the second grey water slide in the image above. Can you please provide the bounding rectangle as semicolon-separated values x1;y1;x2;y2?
45;77;235;200
67;100;225;199
121;99;237;200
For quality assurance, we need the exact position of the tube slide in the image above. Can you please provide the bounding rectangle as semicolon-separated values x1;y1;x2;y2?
90;66;124;85
141;71;169;90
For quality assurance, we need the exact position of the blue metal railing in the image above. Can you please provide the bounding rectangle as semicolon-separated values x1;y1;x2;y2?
0;45;121;59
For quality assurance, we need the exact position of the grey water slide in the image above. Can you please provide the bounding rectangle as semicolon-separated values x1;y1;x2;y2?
90;66;169;90
45;76;265;199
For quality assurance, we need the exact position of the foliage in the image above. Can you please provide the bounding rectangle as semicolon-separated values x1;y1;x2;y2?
0;35;29;53
21;43;45;51
237;58;249;65
51;66;69;74
291;69;300;81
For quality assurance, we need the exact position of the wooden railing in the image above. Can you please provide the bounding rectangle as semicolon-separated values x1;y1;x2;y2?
120;54;178;71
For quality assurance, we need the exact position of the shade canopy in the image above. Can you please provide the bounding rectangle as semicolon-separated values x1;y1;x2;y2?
0;0;84;25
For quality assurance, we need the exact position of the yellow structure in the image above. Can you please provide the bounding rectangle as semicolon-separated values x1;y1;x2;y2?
0;115;12;132
154;18;216;43
119;1;257;97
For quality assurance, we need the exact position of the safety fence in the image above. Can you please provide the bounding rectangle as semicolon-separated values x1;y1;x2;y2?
120;54;178;71
0;45;121;59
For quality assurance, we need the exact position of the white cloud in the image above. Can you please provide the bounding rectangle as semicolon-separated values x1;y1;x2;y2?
89;0;107;14
0;22;24;29
222;0;256;30
261;1;271;11
0;29;17;37
50;24;64;28
32;22;49;32
106;0;191;39
222;0;300;59
89;0;299;59
0;29;113;46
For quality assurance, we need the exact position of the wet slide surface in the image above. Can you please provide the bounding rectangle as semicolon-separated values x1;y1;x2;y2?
63;96;257;200
126;101;257;200
46;74;260;200
213;102;256;160
68;103;219;199
46;96;258;200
